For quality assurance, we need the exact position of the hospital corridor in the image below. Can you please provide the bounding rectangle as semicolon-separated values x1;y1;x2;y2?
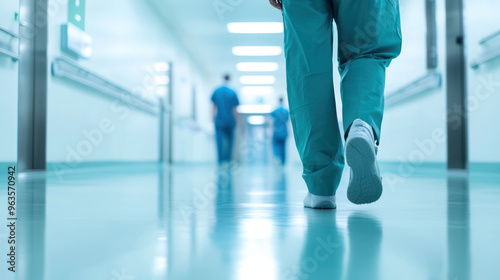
1;0;500;279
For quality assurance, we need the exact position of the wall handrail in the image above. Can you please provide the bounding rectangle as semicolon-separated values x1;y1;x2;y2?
0;48;19;60
175;117;214;137
471;30;500;68
0;26;19;61
471;46;500;69
385;71;442;108
0;26;19;39
479;30;500;45
471;48;500;68
51;57;158;115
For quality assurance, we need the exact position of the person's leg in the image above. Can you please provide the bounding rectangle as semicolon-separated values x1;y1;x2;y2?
280;139;286;165
215;126;224;164
282;0;345;197
333;0;402;204
226;126;235;162
333;0;402;141
272;137;285;165
272;137;280;158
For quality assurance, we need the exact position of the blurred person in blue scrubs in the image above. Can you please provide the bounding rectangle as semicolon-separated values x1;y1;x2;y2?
270;97;289;166
269;0;402;208
211;74;240;165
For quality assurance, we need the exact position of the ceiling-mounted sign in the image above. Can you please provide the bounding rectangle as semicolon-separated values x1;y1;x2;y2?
68;0;86;31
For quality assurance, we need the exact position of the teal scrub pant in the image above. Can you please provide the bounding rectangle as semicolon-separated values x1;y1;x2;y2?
282;0;402;196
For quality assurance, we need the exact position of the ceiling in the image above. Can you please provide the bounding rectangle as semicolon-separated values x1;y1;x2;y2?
147;0;287;105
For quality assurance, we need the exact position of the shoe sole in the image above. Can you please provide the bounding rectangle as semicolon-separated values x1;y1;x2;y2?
304;201;336;209
346;136;383;204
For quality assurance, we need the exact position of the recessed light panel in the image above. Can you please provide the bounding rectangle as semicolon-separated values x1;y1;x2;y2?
232;46;282;56
228;22;284;34
240;76;276;85
237;62;279;72
241;86;274;95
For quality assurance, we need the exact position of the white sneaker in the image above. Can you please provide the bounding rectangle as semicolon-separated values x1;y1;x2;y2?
303;193;336;209
345;119;383;204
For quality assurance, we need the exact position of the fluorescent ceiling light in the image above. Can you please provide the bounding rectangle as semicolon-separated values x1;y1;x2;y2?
232;46;282;56
154;62;169;72
241;86;274;95
240;76;276;85
227;22;284;34
237;105;273;114
237;62;279;72
247;116;267;125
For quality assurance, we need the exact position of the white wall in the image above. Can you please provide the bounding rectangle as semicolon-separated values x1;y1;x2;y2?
170;59;217;163
379;0;448;164
0;0;19;164
0;3;18;280
380;0;500;165
45;0;215;165
465;0;500;164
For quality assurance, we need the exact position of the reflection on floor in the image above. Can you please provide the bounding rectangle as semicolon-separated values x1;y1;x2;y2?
1;163;500;280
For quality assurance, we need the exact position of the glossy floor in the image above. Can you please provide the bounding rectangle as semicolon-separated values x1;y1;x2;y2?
1;163;499;280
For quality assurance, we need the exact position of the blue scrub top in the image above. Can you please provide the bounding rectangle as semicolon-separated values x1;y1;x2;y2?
211;86;240;128
271;106;289;139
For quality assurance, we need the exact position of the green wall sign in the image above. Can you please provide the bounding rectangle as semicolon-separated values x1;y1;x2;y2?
68;0;86;31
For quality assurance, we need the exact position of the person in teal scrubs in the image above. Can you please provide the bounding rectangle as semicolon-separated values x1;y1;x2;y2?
211;75;240;164
269;0;402;207
271;97;290;165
